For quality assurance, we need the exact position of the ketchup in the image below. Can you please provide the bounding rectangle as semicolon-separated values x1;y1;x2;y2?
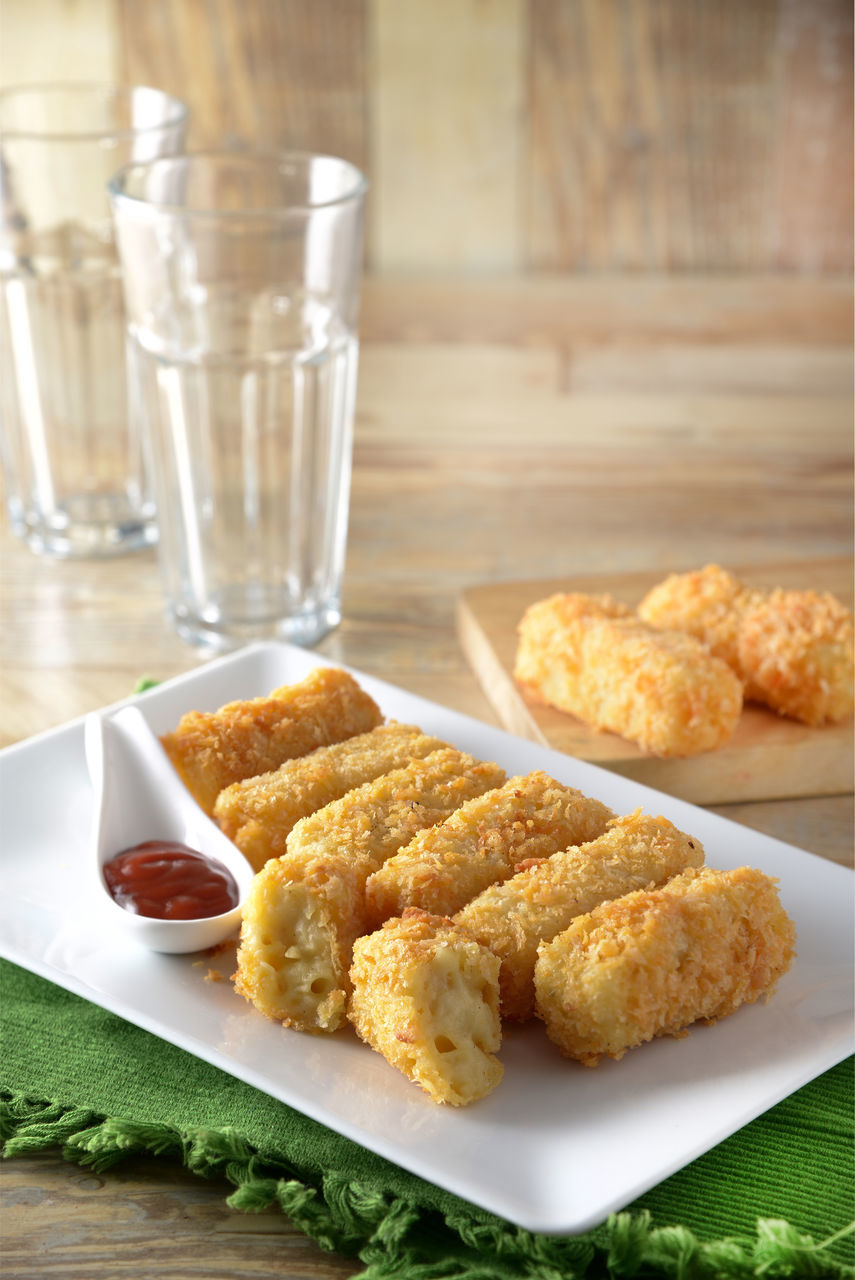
103;841;239;921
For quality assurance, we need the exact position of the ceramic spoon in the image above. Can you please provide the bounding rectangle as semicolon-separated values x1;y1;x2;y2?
85;704;256;953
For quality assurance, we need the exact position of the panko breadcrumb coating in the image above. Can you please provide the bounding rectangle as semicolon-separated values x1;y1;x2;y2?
161;667;383;815
638;565;854;726
534;865;796;1066
638;565;750;671
364;771;614;927
233;749;505;1033
214;723;448;871
454;809;704;1021
349;910;503;1106
514;592;743;756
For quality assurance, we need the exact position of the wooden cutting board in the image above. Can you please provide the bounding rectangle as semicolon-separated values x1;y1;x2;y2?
457;559;854;804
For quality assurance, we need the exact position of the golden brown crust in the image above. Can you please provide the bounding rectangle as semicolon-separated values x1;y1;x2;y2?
364;771;614;927
161;667;384;815
638;566;854;725
455;809;704;1021
514;592;743;756
534;865;796;1065
738;589;854;726
232;749;506;1033
214;723;448;871
348;910;503;1106
637;566;750;668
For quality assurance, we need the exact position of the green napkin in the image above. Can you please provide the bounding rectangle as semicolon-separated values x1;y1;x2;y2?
1;960;852;1278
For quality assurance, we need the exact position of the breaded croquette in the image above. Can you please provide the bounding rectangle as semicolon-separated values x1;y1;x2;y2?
514;592;743;756
454;810;704;1021
738;589;853;724
534;865;796;1066
161;667;383;815
349;910;503;1106
233;749;506;1033
214;723;448;871
364;771;614;927
638;565;854;726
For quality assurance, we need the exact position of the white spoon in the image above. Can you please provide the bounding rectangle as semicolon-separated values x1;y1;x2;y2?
85;704;256;954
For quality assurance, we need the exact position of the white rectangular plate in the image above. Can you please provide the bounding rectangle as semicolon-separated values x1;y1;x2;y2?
1;642;852;1234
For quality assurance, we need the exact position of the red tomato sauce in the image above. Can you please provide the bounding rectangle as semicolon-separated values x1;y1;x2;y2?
103;841;239;921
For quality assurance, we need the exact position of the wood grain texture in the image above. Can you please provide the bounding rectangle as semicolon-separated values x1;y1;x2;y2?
0;1153;359;1279
527;0;853;271
0;273;852;1275
358;273;854;344
770;0;855;272
2;0;850;272
117;0;367;164
457;559;854;804
368;0;525;271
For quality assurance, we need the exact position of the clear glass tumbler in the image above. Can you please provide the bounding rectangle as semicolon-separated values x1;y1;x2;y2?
109;151;367;650
0;84;188;556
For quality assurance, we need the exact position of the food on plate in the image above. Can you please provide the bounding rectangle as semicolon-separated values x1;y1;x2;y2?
233;749;506;1033
364;771;615;927
514;592;743;756
454;810;704;1021
214;723;448;871
349;909;503;1106
638;565;854;726
160;667;383;814
534;864;796;1066
158;664;797;1105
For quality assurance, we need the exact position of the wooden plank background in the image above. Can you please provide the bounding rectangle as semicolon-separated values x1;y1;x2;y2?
1;0;851;274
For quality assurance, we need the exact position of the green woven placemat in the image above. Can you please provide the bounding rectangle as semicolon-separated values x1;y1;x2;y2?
1;959;852;1278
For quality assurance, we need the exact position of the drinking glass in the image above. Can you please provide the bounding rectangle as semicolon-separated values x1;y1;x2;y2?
0;84;188;556
109;150;367;650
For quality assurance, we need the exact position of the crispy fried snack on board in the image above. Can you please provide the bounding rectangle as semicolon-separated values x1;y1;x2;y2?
364;771;614;927
233;749;506;1033
638;565;854;726
161;667;383;815
349;910;503;1106
514;592;743;756
454;809;704;1021
534;864;796;1066
638;565;749;668
214;723;448;871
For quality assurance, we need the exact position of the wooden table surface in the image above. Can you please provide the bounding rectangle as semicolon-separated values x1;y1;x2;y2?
2;273;852;1279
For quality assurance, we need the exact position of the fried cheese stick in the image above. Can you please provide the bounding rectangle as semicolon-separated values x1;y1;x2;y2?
454;810;704;1021
534;865;796;1066
349;910;503;1106
638;565;854;726
514;592;743;757
161;667;383;815
214;723;448;871
364;771;614;927
233;748;506;1033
